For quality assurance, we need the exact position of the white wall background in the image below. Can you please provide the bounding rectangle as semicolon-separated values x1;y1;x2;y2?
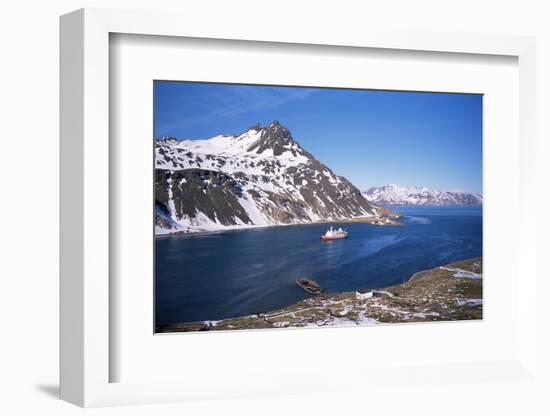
0;1;548;415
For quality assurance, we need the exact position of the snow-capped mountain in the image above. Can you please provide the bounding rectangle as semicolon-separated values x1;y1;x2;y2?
155;121;389;234
363;184;483;206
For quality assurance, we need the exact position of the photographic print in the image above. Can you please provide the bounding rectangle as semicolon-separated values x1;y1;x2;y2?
154;81;482;333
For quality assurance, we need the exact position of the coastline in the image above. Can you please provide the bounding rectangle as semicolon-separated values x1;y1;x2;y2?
155;212;403;238
156;257;482;333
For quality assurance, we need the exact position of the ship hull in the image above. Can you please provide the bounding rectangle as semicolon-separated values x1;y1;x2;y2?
296;278;323;295
321;235;348;241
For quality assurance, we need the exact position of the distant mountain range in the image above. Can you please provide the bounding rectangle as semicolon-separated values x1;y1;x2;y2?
155;121;392;234
363;184;483;206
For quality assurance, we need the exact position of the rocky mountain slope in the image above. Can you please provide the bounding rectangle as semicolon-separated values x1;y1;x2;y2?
363;184;483;206
156;121;390;234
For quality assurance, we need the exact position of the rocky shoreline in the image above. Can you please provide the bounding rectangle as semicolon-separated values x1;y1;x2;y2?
156;212;402;237
157;257;482;333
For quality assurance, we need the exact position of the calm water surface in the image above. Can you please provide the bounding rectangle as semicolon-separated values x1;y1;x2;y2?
155;206;482;325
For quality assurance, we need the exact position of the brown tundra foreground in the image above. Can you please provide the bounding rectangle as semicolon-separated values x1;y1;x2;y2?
157;257;482;333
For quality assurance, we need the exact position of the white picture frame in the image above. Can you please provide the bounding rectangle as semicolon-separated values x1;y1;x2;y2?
60;7;538;408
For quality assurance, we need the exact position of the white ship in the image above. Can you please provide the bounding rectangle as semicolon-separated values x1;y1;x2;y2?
321;226;348;241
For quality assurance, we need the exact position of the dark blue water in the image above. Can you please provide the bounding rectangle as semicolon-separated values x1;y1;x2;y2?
155;206;482;325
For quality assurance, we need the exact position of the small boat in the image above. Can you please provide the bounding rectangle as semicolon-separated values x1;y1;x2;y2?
321;226;348;241
295;278;323;295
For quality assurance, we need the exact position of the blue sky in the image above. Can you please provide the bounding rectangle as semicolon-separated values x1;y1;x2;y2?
154;81;482;193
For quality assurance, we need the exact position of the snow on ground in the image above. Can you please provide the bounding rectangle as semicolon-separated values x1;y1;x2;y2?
169;212;267;234
457;299;483;307
440;266;482;279
165;174;176;216
411;311;440;318
236;194;272;226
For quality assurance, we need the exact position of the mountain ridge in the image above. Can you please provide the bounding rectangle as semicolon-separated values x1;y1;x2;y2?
363;184;483;206
155;121;395;234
